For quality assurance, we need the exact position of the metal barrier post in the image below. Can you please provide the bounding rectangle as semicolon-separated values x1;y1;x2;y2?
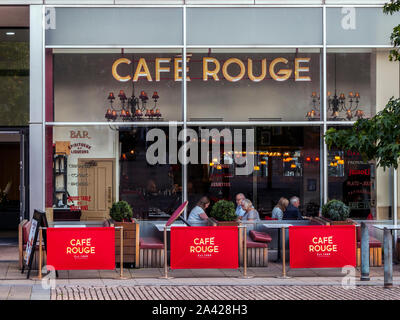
277;226;291;279
360;222;370;281
120;226;124;279
160;226;173;279
38;228;43;280
384;227;393;288
239;225;253;279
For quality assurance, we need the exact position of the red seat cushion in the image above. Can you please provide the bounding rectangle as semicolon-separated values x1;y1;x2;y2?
249;230;272;243
139;237;164;249
246;236;269;248
357;236;382;248
22;221;31;244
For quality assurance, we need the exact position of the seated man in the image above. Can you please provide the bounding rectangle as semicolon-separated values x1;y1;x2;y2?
283;196;303;220
235;193;246;220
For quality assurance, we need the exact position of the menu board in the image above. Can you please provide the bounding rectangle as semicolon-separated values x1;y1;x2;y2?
343;151;374;218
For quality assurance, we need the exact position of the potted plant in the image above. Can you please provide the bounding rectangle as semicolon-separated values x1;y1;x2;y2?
108;201;138;267
321;199;354;225
208;200;239;226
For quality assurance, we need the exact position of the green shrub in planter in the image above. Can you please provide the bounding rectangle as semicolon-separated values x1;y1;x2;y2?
109;200;133;222
210;200;237;222
321;200;350;221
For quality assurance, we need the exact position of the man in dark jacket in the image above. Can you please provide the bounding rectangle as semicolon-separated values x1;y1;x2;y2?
283;196;303;220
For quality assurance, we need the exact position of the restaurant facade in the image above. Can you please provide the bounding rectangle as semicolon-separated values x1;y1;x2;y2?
0;1;400;238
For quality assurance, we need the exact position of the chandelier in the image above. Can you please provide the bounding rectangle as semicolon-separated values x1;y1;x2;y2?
306;54;364;121
105;53;163;122
306;91;364;121
105;89;162;121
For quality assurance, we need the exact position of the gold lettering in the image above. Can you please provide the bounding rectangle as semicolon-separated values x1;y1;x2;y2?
222;58;245;82
155;58;171;82
112;58;132;82
269;57;292;82
174;57;191;81
295;58;311;82
133;58;152;82
203;57;220;81
248;58;267;82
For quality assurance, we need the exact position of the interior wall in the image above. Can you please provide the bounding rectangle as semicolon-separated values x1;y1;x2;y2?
52;126;118;203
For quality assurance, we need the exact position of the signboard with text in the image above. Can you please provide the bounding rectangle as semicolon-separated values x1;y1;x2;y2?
47;227;115;270
289;225;356;269
170;226;238;269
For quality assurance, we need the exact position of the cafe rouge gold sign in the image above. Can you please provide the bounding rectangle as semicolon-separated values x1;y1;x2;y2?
112;57;312;83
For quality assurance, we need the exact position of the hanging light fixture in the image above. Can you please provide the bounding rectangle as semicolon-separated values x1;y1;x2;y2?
105;54;162;122
307;54;364;121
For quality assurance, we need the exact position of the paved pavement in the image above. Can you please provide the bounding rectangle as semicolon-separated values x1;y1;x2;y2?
1;245;400;300
50;284;400;300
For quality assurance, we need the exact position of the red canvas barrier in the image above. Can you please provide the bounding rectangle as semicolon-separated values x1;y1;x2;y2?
289;225;356;268
170;226;238;269
47;227;115;270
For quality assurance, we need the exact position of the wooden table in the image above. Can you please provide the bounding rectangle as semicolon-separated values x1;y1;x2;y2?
153;221;187;232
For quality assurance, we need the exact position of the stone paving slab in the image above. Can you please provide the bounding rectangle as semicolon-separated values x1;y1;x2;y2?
31;284;50;300
7;285;32;300
0;286;10;299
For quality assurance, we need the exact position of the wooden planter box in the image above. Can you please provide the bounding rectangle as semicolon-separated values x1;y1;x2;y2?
208;217;239;226
322;217;356;226
109;218;139;267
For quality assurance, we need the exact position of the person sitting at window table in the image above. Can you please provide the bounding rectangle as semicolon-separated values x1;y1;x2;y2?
235;193;246;219
271;197;289;220
283;196;303;220
188;196;210;225
241;199;260;222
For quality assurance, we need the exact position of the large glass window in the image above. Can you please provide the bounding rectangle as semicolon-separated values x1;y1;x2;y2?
45;125;182;221
187;7;323;46
187;126;321;218
45;7;183;47
119;126;182;219
327;7;400;46
326;49;376;121
0;28;29;126
327;126;377;219
51;49;182;122
187;49;321;122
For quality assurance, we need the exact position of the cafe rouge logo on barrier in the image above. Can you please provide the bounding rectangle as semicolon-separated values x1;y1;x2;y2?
112;56;312;83
289;225;356;269
66;237;96;258
47;227;115;270
190;237;220;257
308;236;338;256
170;226;238;269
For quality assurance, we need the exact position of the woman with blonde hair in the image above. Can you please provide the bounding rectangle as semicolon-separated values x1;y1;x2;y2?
188;196;211;225
271;197;289;220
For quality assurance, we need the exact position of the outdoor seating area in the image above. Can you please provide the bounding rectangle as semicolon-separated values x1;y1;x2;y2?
17;211;392;274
